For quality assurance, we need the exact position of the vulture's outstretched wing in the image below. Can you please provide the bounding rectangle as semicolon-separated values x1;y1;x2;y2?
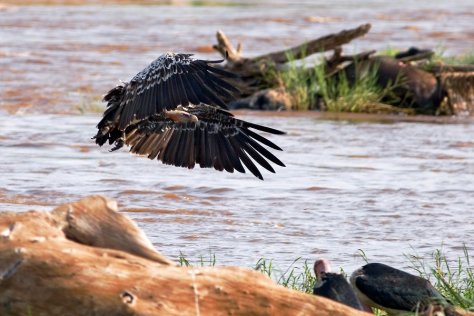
94;52;239;146
122;105;285;180
94;52;286;179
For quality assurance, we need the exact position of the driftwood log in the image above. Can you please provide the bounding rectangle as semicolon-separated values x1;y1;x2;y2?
213;25;473;115
213;24;371;96
0;196;373;316
214;23;371;70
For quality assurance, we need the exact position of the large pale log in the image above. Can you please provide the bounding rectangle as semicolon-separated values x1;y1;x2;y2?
0;244;370;316
0;196;371;316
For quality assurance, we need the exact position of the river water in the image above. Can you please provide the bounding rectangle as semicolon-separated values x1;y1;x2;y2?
1;1;474;274
1;112;473;273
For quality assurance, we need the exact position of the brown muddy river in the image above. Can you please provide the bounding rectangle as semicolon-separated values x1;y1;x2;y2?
2;112;474;272
1;1;474;273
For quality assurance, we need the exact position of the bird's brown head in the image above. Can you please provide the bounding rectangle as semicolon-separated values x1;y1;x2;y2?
314;258;332;281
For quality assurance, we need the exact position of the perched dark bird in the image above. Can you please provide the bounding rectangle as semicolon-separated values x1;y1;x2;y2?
394;47;433;60
312;259;366;311
94;52;285;180
350;262;448;315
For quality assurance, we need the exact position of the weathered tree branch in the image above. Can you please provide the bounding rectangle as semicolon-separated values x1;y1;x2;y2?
214;24;371;68
430;64;474;73
324;48;376;77
252;23;371;64
212;24;372;96
52;195;174;265
213;30;242;63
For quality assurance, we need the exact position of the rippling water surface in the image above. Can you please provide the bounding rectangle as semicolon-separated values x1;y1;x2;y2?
1;113;473;272
1;1;474;273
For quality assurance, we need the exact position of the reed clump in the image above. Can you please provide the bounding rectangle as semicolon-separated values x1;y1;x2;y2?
265;51;410;113
407;246;474;311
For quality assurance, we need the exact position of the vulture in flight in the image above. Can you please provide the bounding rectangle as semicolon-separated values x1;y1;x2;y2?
94;52;285;179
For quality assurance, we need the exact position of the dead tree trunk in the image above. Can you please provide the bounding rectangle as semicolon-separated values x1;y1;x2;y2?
213;24;371;95
214;23;371;71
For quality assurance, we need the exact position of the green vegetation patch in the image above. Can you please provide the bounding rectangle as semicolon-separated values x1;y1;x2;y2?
177;247;474;314
265;50;411;113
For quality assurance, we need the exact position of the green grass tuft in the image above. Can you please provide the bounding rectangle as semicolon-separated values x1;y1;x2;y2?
178;250;217;267
314;60;411;114
421;48;474;73
377;47;400;58
406;245;474;311
429;47;474;66
262;48;318;111
264;49;410;113
255;257;316;293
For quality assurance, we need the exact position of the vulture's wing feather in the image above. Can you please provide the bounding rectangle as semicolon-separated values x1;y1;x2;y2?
94;52;286;179
123;104;285;180
245;129;282;151
117;53;237;129
99;53;238;130
231;141;263;180
94;52;239;147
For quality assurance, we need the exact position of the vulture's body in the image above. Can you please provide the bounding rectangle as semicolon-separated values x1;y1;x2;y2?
312;259;366;311
350;262;448;315
94;53;285;179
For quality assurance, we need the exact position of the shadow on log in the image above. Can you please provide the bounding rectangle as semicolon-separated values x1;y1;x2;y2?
0;196;373;316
